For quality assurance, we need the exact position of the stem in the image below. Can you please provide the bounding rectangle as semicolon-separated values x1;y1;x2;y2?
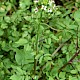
76;27;79;51
58;27;79;72
58;49;80;72
34;56;37;74
52;38;71;57
52;43;64;57
41;23;62;32
34;35;38;75
69;50;80;63
34;20;39;75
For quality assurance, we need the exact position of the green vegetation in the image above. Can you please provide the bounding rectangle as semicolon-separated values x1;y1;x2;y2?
0;0;80;80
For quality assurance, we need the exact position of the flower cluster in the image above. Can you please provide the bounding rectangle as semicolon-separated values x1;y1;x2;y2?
33;0;57;13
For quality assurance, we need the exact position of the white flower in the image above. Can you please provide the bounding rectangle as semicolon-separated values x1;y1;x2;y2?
34;0;39;3
41;5;47;11
44;6;47;11
49;0;55;6
41;5;45;10
53;4;56;9
51;0;55;3
49;1;52;6
48;8;52;12
34;7;38;13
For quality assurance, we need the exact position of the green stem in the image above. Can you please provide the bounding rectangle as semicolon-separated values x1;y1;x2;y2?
41;23;62;32
34;20;39;75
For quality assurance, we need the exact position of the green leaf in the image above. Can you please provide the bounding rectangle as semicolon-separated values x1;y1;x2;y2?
15;49;26;65
15;38;28;47
3;58;12;68
1;23;8;29
66;53;70;61
76;64;80;71
49;76;54;80
70;70;77;74
50;34;59;41
6;3;12;11
44;56;52;61
47;38;51;44
22;64;33;71
46;62;51;71
39;56;43;64
69;76;78;80
74;9;80;21
55;11;61;15
58;58;63;67
35;54;42;60
10;74;24;80
12;30;20;37
1;41;10;51
68;25;77;30
0;29;4;36
4;16;10;23
24;44;31;51
20;0;31;9
42;0;48;4
16;67;25;75
15;49;33;65
43;44;50;48
24;16;31;21
62;46;67;53
0;55;3;58
25;75;30;80
59;72;66;79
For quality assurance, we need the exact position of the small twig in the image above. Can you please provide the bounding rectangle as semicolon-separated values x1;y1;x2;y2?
38;38;71;75
41;23;62;32
71;6;78;13
58;26;79;73
76;27;79;51
52;43;64;57
69;50;80;63
38;38;45;42
58;49;80;72
52;38;71;57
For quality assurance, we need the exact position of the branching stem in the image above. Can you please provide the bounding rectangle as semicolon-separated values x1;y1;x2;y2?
58;26;79;72
58;49;80;72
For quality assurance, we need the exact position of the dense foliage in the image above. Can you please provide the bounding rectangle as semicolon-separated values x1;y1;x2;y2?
0;0;80;80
